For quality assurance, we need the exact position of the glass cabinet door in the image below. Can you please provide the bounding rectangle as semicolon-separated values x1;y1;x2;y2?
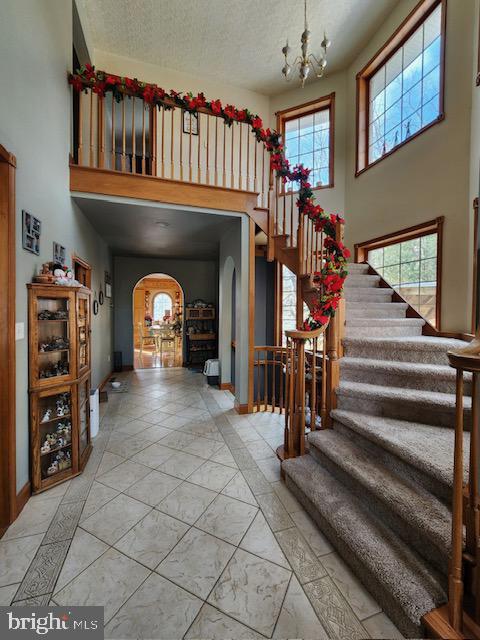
32;290;75;388
77;291;91;377
78;375;91;462
34;386;74;487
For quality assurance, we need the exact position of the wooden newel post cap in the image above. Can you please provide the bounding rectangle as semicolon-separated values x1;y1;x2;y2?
285;326;327;341
448;328;480;373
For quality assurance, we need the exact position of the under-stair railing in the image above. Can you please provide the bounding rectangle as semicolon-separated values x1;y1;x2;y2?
446;336;480;633
69;68;271;208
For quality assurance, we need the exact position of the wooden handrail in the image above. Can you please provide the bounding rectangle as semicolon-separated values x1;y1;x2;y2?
447;331;480;631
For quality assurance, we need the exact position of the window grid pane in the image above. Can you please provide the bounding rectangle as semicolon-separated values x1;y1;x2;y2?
367;233;438;326
368;4;441;165
284;106;331;188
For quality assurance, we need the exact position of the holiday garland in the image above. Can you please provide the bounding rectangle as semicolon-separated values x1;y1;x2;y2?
69;65;350;330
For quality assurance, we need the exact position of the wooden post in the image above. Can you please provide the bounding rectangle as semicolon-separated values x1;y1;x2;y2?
97;95;105;169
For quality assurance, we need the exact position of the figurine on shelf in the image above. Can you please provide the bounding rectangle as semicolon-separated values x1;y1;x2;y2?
46;433;56;447
47;461;59;476
41;408;52;423
56;398;66;416
41;440;51;454
34;263;55;284
57;436;66;447
53;263;81;287
39;336;70;352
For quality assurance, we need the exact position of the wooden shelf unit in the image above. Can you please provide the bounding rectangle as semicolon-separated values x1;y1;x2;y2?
185;305;217;366
27;284;93;493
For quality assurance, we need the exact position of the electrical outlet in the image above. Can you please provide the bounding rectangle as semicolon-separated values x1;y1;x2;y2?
107;354;111;362
15;322;24;340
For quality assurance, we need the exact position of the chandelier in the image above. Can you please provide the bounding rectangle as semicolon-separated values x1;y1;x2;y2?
281;0;331;87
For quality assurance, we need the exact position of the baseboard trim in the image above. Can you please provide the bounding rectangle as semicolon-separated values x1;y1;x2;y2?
15;481;31;519
121;365;134;372
99;369;113;391
219;382;234;394
234;402;250;415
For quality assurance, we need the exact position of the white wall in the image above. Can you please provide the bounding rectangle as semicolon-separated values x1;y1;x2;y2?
0;0;113;492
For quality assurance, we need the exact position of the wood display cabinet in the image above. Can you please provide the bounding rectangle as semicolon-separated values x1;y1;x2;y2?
185;305;217;366
28;284;93;493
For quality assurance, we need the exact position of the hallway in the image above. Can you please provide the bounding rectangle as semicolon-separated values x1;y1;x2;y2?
0;369;401;639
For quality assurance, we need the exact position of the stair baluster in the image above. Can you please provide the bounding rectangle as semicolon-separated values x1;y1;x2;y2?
447;335;480;632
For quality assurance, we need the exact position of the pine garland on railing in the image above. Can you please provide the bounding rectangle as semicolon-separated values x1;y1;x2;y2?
69;65;350;329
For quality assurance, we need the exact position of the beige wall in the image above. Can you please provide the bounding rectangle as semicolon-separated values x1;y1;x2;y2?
0;0;113;491
344;0;476;332
470;0;480;333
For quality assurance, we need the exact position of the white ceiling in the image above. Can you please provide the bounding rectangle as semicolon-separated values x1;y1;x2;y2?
76;0;400;95
74;197;237;259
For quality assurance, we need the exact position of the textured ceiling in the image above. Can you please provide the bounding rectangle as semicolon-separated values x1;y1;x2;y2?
74;197;236;259
76;0;400;95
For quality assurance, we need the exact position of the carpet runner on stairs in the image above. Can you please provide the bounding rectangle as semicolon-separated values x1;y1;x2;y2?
282;261;470;638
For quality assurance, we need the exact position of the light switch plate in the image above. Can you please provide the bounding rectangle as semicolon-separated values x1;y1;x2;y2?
15;322;25;340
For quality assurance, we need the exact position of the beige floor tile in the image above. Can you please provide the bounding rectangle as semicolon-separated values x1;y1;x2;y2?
158;430;195;451
362;612;404;639
130;442;176;469
95;451;125;477
255;492;293;532
209;445;238;468
185;603;264;640
273;575;328;639
0;534;43;587
157;414;192;430
157;527;235;598
195;494;258;545
80;494;151;545
322;552;381;620
156;481;217;525
80;481;120;522
3;496;61;540
54;528;109;592
114;510;189;569
221;472;258;506
157;451;205;480
187;460;237;492
275;527;327;584
271;481;304;514
136;424;174;442
106;434;151;458
54;548;150;623
0;584;19;605
239;512;289;569
290;510;334;557
96;459;151;492
208;548;291;636
183;436;224;460
125;469;182;506
256;457;282;482
104;572;202;639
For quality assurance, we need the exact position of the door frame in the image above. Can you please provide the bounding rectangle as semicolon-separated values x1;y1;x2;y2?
0;143;17;536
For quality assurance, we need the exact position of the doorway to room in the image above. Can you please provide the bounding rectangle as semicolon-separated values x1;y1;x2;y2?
132;273;184;369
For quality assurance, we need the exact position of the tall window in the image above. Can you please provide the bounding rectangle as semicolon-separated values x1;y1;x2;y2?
356;0;445;174
281;266;308;345
368;233;438;326
277;94;335;189
153;293;172;322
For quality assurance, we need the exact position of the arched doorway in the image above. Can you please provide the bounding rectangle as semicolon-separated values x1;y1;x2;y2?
132;273;184;369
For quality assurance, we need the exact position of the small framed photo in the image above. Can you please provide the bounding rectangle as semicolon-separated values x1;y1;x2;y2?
22;210;41;255
183;110;199;135
53;242;66;264
105;271;112;298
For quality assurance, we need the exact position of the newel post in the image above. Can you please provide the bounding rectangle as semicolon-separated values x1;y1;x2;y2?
267;169;275;262
324;221;346;427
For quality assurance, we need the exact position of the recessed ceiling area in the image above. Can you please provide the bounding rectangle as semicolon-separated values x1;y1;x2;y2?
76;0;400;95
74;196;237;260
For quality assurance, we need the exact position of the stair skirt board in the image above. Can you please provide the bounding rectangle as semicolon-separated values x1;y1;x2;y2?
283;455;447;639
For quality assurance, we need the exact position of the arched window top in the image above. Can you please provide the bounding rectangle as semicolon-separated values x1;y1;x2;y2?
153;292;173;321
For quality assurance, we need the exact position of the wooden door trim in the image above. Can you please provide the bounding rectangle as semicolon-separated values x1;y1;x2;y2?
0;143;17;536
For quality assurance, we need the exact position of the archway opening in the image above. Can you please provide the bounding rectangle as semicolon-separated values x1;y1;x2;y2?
132;273;184;369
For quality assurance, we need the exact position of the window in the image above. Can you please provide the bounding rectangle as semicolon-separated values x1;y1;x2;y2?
281;266;309;345
277;93;335;190
356;0;445;174
153;293;172;321
355;218;443;328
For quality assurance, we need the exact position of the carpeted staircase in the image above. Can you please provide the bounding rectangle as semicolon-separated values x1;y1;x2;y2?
283;262;471;638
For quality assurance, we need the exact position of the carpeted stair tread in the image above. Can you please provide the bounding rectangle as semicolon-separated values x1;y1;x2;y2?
343;335;469;365
337;380;471;412
346;301;408;318
308;429;451;564
283;455;446;637
346;318;425;327
340;357;470;394
344;275;381;287
331;409;470;490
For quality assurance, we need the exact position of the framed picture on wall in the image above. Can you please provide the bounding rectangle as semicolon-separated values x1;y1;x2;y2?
105;271;112;298
53;242;66;264
183;110;199;135
22;210;41;255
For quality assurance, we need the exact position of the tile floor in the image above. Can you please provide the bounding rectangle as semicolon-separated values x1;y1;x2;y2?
0;368;404;639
